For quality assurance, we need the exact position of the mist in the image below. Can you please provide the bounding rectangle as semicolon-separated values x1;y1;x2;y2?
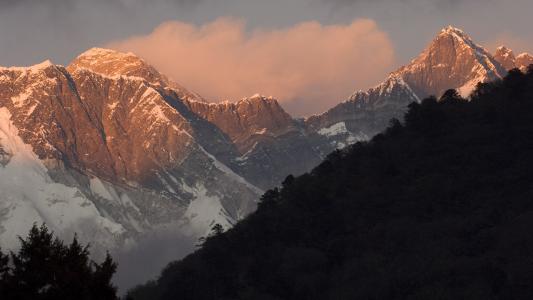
112;227;198;294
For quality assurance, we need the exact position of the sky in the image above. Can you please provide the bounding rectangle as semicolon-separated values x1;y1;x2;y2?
0;0;531;115
1;0;530;291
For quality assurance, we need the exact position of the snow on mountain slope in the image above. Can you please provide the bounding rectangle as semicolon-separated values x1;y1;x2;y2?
494;46;517;70
494;46;533;72
0;107;124;252
0;26;524;257
184;94;323;189
396;26;506;99
516;53;533;72
307;26;508;150
70;47;204;102
306;74;419;150
0;51;261;256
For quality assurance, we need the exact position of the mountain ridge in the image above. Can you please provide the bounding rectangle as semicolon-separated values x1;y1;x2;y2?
304;25;518;150
0;49;262;255
127;66;533;300
1;25;531;260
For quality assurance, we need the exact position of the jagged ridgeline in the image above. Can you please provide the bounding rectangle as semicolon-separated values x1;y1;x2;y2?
128;67;533;300
0;26;529;256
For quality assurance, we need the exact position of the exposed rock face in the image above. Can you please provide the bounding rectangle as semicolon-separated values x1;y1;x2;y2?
494;46;533;72
184;94;323;189
0;49;261;254
306;26;508;148
184;95;295;154
516;53;533;72
494;46;517;70
306;74;419;149
0;47;328;255
0;27;525;257
396;26;506;98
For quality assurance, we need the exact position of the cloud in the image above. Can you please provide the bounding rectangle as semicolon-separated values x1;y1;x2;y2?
109;18;396;116
484;33;533;55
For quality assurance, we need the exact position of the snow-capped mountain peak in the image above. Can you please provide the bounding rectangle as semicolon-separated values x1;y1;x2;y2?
395;26;506;98
0;47;262;254
496;46;514;56
493;46;533;72
494;46;517;70
439;25;471;40
516;53;533;71
306;25;510;151
68;48;205;102
69;47;166;83
0;59;57;74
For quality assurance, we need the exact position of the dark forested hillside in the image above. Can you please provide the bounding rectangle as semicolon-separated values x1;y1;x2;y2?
129;67;533;300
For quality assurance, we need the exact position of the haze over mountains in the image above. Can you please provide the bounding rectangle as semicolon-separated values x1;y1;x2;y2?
0;26;529;276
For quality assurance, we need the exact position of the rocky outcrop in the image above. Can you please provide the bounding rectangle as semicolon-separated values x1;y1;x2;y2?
396;26;506;98
306;74;419;149
494;46;517;70
0;49;261;255
184;94;323;189
516;53;533;72
1;27;526;257
306;26;509;149
494;46;533;72
184;95;295;153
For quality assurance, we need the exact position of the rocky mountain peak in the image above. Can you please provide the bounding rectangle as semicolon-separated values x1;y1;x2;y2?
68;48;205;102
238;94;283;109
395;26;506;98
68;47;167;85
0;59;59;77
516;53;533;72
494;46;517;70
184;94;296;153
306;26;510;153
0;48;263;253
439;25;471;40
493;46;533;72
495;45;514;56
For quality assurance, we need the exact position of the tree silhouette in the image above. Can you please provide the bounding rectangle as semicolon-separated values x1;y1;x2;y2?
128;68;533;300
0;224;118;300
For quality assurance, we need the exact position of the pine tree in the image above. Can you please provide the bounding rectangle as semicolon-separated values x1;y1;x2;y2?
0;224;118;300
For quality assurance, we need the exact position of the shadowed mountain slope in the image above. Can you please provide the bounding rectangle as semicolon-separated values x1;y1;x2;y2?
129;67;533;300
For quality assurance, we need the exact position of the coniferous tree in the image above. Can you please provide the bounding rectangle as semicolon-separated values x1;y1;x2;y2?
0;224;118;300
127;68;533;300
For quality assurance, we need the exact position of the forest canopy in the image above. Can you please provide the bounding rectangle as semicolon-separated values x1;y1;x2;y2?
128;66;533;300
0;224;118;300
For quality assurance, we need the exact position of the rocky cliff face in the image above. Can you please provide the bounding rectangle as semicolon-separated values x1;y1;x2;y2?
494;46;533;72
306;74;420;149
494;46;517;70
396;26;507;98
516;53;533;72
0;26;525;257
0;49;261;255
184;94;323;189
306;26;509;149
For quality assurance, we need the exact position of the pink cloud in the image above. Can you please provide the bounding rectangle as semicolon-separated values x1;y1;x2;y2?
109;18;396;116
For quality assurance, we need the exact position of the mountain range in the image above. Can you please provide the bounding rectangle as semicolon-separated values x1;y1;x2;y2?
127;66;533;300
0;26;530;255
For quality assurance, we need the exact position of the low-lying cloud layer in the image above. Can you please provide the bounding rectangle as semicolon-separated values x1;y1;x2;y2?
110;18;396;116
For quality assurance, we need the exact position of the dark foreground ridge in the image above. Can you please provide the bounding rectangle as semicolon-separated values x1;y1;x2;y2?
129;67;533;300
